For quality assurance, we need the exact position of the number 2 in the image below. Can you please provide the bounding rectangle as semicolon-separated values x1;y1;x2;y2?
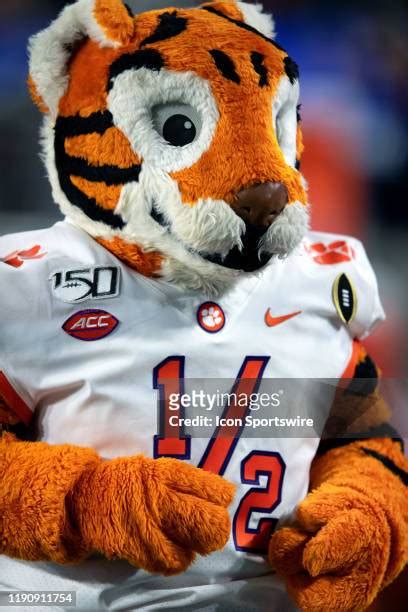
233;451;285;553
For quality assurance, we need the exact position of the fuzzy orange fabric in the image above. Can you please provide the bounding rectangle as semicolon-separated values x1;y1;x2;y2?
93;0;135;46
202;1;245;22
58;41;117;118
97;236;163;277
0;433;234;573
69;454;235;574
162;9;306;205
65;128;141;212
269;438;408;611
54;5;306;211
65;128;140;168
0;433;100;563
70;177;123;211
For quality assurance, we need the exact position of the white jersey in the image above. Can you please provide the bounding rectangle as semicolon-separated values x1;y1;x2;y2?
0;221;384;611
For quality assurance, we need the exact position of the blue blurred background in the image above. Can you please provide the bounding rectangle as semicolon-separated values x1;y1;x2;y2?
0;0;407;376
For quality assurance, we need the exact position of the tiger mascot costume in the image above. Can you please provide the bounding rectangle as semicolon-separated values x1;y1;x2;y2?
0;0;407;610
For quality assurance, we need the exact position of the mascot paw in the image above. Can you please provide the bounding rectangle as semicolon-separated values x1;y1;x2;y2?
70;455;235;575
268;484;392;611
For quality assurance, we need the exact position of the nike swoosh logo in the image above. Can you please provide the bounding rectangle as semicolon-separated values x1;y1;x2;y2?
265;309;302;327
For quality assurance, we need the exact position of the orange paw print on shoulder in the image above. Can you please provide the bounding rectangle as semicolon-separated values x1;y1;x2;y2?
2;245;47;268
306;240;355;265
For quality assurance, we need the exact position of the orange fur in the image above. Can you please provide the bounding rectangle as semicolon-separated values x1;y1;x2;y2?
70;455;235;574
0;433;234;573
70;177;123;210
93;0;135;46
0;433;100;563
147;8;306;204
269;438;408;611
65;128;140;168
202;1;246;21
58;40;117;117
29;2;310;281
57;8;306;212
97;236;163;277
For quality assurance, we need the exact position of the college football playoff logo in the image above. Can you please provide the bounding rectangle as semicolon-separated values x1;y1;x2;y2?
50;266;120;303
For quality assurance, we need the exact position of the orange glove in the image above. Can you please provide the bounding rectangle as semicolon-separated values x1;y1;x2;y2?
0;433;234;574
269;438;408;611
69;452;235;574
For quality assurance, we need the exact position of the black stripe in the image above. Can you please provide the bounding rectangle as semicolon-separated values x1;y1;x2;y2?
108;49;164;90
62;155;141;186
284;56;299;84
250;51;268;87
54;113;143;229
317;424;405;456
56;111;114;137
346;354;378;397
203;6;286;53
140;11;187;47
209;49;240;84
3;422;36;442
55;164;126;229
124;3;133;18
355;355;378;379
362;447;408;486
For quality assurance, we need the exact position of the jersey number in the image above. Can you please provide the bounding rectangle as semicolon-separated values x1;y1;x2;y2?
153;356;285;554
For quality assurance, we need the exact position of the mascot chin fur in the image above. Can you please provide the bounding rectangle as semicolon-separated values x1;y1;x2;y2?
0;1;407;610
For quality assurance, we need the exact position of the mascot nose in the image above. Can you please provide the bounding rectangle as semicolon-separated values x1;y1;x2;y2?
233;182;288;229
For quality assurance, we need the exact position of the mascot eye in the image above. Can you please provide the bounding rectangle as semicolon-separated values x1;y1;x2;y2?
108;67;219;172
163;115;196;146
152;103;201;147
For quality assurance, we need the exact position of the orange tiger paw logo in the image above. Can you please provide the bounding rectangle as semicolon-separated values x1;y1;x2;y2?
306;240;355;265
2;245;47;268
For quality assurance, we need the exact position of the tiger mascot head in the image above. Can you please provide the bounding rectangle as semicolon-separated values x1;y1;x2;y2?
28;0;308;294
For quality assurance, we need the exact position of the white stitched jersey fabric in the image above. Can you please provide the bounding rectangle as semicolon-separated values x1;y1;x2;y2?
0;221;384;612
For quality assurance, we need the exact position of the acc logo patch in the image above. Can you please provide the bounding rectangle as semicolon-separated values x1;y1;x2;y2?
62;309;119;341
50;266;120;303
332;273;357;324
197;302;225;333
307;240;355;265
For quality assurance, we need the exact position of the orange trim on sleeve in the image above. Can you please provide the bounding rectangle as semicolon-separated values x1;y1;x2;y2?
0;372;32;425
341;339;361;380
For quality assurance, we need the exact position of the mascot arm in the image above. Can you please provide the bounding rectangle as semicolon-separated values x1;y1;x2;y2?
269;344;408;611
0;425;234;574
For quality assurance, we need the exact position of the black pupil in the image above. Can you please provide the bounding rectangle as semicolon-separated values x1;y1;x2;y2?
162;114;196;146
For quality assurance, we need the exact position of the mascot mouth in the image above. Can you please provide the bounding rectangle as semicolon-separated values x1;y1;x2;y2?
150;204;272;272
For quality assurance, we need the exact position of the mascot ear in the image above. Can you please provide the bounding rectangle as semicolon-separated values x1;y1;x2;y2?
28;0;135;116
201;1;276;40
